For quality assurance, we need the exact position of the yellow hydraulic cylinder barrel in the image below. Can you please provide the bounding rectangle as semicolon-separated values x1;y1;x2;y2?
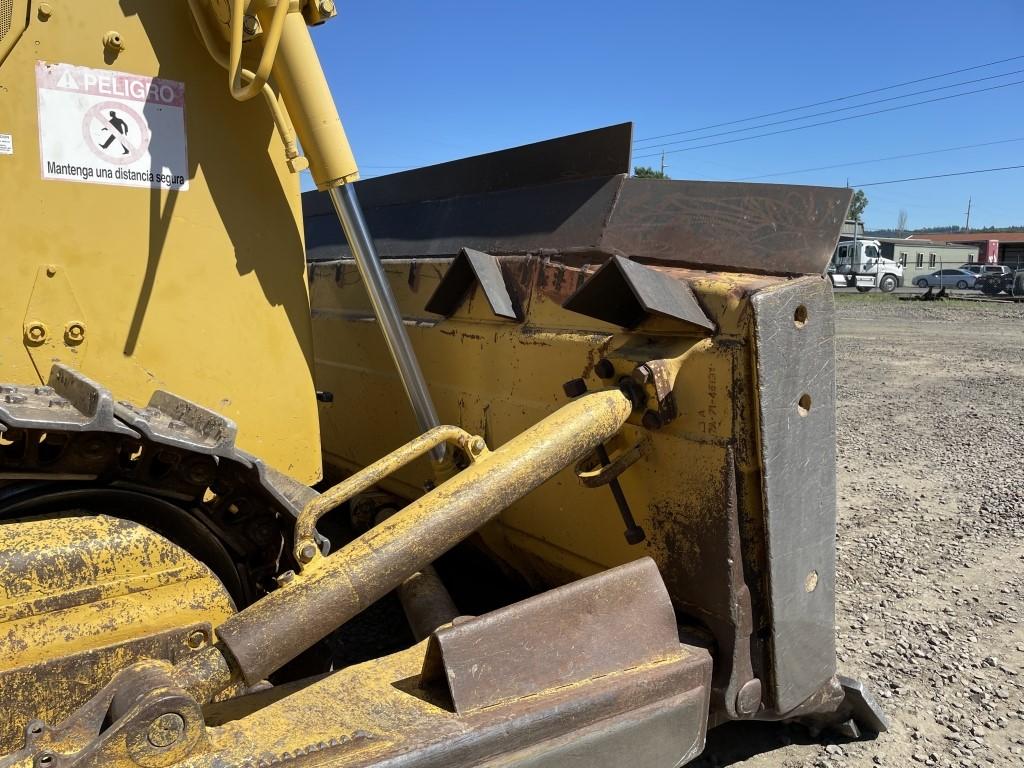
261;8;359;188
197;388;634;691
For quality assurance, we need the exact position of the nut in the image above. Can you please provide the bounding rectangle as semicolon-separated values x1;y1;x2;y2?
64;321;86;344
38;3;54;20
287;155;310;174
594;358;616;379
242;14;260;36
186;630;207;650
320;0;337;13
103;31;125;53
147;713;185;748
45;265;57;277
641;409;664;431
562;378;587;398
24;322;47;343
624;526;647;545
470;436;486;455
297;543;318;563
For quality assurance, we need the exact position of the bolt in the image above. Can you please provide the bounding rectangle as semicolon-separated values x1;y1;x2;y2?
24;322;47;343
185;460;215;485
147;712;185;748
320;0;336;13
641;410;664;431
470;436;486;455
45;265;57;276
562;378;587;398
735;678;763;717
631;365;653;386
37;3;53;20
64;321;86;344
276;569;296;586
5;393;27;404
79;436;108;459
618;378;646;409
594;358;615;379
618;528;643;548
103;31;125;53
297;543;318;563
186;630;207;650
242;14;260;36
624;525;646;545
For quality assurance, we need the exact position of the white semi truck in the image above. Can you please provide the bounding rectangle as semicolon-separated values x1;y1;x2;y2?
829;238;904;293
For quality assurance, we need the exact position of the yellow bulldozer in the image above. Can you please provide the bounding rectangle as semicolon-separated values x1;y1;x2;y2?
0;2;887;766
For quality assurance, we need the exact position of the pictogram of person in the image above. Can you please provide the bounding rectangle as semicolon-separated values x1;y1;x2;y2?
98;111;130;155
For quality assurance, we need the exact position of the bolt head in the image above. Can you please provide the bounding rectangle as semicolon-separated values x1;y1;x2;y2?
594;358;616;379
562;378;587;398
631;365;653;386
320;0;337;13
147;713;185;748
64;321;86;344
298;543;318;563
45;264;57;276
103;31;125;52
24;322;47;343
735;678;763;716
641;410;664;430
186;630;207;650
242;14;260;36
624;526;646;545
276;569;296;586
470;437;486;454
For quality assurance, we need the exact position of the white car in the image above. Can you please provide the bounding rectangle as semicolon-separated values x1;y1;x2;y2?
960;263;1012;279
914;269;977;289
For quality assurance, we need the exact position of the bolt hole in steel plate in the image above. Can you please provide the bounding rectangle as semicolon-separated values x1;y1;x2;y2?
793;304;808;328
797;393;812;416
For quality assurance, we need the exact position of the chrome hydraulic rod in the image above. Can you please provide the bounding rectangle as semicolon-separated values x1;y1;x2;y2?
174;388;635;700
329;184;444;461
252;7;444;460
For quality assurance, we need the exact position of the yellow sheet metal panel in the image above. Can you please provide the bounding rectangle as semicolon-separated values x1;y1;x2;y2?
0;2;320;482
309;257;781;586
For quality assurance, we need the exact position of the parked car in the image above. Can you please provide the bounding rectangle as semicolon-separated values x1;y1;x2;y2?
959;263;1012;279
914;269;977;289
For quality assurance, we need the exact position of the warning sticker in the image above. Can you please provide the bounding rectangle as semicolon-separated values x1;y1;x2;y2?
35;62;188;190
0;134;12;155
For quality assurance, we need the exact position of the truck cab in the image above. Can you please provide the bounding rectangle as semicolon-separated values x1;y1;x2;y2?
829;239;903;293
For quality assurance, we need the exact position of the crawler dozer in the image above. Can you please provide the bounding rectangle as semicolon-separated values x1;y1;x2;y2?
0;2;887;766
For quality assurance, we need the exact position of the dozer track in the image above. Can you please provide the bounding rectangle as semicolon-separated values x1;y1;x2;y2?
0;363;314;605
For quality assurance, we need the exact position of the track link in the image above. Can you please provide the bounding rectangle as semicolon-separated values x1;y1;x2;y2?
0;364;317;603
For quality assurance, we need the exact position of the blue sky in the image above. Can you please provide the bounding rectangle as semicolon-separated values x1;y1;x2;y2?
310;0;1023;230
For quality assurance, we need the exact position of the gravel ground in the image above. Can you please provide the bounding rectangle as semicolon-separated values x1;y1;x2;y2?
696;295;1024;767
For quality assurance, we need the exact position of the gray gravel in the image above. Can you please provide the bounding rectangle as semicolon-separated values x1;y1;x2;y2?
696;294;1024;767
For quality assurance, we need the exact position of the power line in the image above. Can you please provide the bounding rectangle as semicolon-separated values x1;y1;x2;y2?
634;53;1024;143
730;137;1024;181
852;164;1024;188
631;78;1024;160
634;67;1024;151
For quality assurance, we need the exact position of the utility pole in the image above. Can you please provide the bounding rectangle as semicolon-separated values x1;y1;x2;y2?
659;151;667;177
965;196;972;231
